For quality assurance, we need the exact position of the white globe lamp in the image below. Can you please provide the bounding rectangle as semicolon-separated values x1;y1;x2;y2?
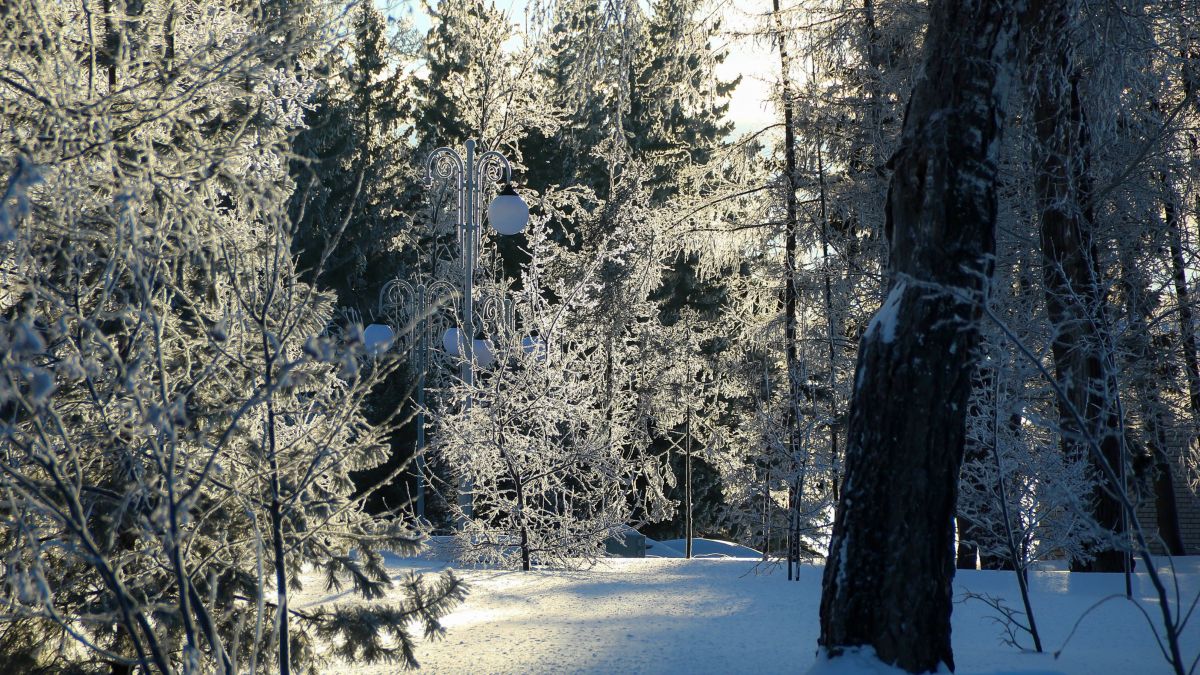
363;323;395;355
487;184;529;235
473;339;495;369
442;327;464;358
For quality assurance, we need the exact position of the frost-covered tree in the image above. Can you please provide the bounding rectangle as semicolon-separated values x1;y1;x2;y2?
290;1;420;310
524;0;761;548
412;0;552;160
957;333;1105;572
433;222;671;570
0;1;465;671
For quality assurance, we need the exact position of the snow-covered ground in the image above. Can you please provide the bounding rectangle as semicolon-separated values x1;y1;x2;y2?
646;536;765;558
300;551;1200;674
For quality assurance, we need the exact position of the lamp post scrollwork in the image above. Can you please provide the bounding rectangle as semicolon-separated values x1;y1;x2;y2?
377;278;457;519
423;139;528;521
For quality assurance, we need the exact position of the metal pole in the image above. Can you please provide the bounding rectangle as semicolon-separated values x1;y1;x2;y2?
423;139;513;528
380;277;457;521
415;285;427;519
459;139;476;522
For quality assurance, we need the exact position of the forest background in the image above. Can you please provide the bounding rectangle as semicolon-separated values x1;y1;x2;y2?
2;0;1200;671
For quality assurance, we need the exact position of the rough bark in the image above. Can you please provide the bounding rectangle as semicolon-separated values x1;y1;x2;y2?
1022;0;1125;572
817;1;1018;671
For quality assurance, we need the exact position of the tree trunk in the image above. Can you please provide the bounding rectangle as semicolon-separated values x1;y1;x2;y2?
264;340;291;675
817;1;1018;671
497;432;532;572
1023;0;1125;572
1167;184;1200;421
772;0;804;580
815;128;841;504
685;405;693;559
955;517;980;570
1118;248;1186;555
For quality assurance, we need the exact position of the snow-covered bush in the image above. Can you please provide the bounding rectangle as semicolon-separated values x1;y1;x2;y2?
433;237;672;570
958;356;1106;570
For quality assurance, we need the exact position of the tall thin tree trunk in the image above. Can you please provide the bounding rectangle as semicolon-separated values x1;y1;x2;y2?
1167;184;1200;418
815;128;841;503
1118;247;1186;555
762;468;771;561
988;370;1042;652
956;518;980;570
772;0;803;580
497;433;532;572
860;0;890;279
1023;0;1125;572
263;340;290;675
685;404;693;559
818;1;1018;671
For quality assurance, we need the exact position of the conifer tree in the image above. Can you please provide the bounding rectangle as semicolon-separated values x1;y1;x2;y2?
290;2;419;310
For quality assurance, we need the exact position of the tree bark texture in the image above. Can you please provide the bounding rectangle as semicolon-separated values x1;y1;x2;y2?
1022;0;1125;572
817;1;1018;672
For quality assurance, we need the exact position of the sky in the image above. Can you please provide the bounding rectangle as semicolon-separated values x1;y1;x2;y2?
392;0;780;136
709;2;779;134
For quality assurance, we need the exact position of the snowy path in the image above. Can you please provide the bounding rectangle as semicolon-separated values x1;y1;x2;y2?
302;557;1200;674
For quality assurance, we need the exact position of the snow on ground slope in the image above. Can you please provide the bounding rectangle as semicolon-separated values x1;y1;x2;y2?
300;557;1200;674
644;536;762;558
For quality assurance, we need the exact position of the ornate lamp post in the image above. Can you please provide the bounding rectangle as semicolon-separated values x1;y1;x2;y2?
378;279;456;519
425;139;529;520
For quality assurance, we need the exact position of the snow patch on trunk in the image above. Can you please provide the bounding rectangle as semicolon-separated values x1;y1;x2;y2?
865;281;906;344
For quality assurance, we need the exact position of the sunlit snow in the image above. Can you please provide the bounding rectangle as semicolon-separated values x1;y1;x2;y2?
301;553;1200;674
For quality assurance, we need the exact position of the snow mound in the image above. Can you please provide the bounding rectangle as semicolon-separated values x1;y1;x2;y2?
806;647;927;674
807;647;1066;675
643;536;684;557
656;537;762;558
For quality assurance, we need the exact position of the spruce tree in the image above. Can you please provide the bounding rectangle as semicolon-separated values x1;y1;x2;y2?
290;2;417;310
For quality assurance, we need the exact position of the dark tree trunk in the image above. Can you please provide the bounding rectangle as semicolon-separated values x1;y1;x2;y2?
497;432;532;572
815;131;842;504
1023;0;1125;573
685;406;693;559
264;343;291;675
817;1;1018;672
1167;183;1200;422
1118;248;1187;556
773;0;804;580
